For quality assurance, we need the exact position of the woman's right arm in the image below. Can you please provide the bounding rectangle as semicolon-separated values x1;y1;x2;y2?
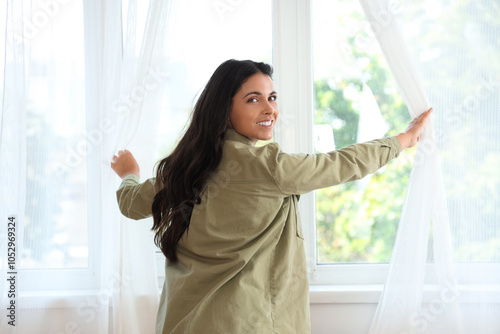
396;108;433;150
111;150;156;220
116;175;156;220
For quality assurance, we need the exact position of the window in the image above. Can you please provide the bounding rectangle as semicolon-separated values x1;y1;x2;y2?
6;0;96;291
12;0;496;296
275;0;500;287
272;0;415;284
312;0;412;264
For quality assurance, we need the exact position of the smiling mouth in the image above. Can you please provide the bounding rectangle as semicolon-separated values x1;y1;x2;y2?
257;120;273;126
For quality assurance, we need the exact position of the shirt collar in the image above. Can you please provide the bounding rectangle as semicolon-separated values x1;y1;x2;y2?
224;129;255;146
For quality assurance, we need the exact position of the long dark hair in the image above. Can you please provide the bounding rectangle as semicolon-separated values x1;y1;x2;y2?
152;59;273;263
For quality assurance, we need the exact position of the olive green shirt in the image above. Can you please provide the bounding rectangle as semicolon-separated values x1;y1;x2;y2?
116;129;401;334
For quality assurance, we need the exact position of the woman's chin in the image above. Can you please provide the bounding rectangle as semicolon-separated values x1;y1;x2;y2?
260;135;273;142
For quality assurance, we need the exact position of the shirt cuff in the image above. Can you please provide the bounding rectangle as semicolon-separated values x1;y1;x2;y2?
387;136;402;158
121;174;140;184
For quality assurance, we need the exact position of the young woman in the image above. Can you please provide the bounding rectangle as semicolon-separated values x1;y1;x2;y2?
111;59;432;333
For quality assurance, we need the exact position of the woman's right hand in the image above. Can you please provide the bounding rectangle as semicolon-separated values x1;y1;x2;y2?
396;107;433;150
111;150;140;179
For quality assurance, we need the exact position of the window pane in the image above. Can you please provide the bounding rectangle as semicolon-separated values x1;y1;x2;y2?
23;0;88;268
312;0;412;263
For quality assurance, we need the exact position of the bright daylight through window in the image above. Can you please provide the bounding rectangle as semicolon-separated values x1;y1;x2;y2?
154;0;273;160
20;0;88;269
313;0;414;264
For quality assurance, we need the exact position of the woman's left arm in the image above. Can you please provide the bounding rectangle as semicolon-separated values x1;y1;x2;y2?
272;136;402;195
271;108;433;195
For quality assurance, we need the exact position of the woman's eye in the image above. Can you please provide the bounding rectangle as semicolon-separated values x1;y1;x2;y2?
269;95;277;101
248;97;258;103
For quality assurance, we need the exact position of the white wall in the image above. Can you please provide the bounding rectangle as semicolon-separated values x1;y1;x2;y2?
14;300;374;333
12;297;500;333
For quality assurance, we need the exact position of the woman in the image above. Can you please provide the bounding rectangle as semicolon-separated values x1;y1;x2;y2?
111;59;432;333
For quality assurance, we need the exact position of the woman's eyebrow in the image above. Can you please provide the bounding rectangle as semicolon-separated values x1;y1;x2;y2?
243;91;277;98
244;91;262;98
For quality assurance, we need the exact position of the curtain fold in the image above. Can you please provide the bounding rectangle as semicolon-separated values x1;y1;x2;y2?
360;0;500;333
358;1;429;120
83;0;175;332
358;0;459;333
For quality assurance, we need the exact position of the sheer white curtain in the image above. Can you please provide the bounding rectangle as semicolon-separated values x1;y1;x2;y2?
0;1;27;330
83;0;175;332
0;0;175;333
360;0;500;333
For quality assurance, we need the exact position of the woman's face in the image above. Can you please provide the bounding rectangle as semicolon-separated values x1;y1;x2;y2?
228;73;279;145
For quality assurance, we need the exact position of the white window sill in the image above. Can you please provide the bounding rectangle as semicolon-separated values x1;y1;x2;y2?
17;284;500;309
310;283;500;304
309;285;384;304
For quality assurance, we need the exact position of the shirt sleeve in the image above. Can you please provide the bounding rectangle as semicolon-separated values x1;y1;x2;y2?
116;174;157;220
271;136;402;196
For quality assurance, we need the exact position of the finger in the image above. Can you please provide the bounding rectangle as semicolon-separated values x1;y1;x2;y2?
421;108;433;122
115;150;126;157
416;108;432;122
